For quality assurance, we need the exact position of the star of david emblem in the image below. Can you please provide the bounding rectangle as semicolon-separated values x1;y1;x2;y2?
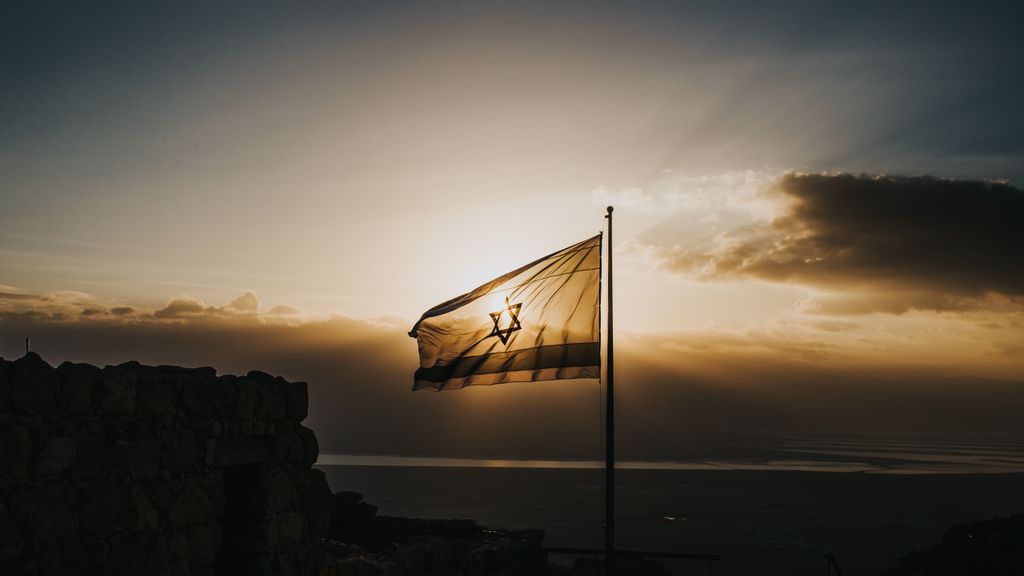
488;296;522;344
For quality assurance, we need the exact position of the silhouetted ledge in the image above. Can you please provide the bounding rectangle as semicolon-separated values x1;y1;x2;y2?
0;353;327;576
0;354;667;576
878;514;1024;576
323;490;546;575
322;490;669;576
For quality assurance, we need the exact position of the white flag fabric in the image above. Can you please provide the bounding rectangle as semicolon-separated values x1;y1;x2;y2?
409;234;602;391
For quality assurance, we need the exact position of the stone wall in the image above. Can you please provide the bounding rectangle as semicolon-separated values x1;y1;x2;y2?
0;353;331;576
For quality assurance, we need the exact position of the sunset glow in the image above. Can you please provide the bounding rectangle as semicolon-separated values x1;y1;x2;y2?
2;1;1022;456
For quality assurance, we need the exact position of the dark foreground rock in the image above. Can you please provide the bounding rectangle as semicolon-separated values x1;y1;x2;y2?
322;491;669;576
1;354;669;576
879;514;1024;576
323;491;547;576
0;353;329;576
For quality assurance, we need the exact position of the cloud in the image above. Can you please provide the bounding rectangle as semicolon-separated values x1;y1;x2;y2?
592;170;779;219
228;292;260;312
153;296;206;319
0;289;102;322
806;320;859;333
0;287;298;325
646;173;1024;313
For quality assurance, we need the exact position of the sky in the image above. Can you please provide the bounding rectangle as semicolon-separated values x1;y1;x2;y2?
2;1;1023;458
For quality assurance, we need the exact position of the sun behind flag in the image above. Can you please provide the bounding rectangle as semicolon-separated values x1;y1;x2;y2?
409;234;602;391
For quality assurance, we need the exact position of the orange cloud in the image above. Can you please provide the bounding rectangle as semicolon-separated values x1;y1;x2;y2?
640;173;1024;314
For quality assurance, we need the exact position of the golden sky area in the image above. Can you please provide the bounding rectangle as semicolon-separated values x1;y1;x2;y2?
2;2;1023;456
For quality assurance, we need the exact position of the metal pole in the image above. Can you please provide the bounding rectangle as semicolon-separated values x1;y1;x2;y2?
604;206;615;573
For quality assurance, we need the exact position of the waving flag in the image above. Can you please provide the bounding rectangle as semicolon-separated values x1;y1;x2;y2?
409;234;602;391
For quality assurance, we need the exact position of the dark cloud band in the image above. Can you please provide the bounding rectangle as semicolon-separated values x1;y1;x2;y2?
660;173;1024;312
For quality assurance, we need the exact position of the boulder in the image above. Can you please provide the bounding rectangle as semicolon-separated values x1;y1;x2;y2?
880;514;1024;576
168;481;213;526
129;436;163;480
136;374;174;414
298;425;319;466
34;436;77;475
99;368;136;413
79;483;122;535
71;434;107;479
287;382;309;421
180;377;215;418
56;362;100;414
0;424;33;478
186;523;222;567
118;485;159;531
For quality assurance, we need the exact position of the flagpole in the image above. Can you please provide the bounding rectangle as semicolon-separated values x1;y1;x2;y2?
604;205;615;573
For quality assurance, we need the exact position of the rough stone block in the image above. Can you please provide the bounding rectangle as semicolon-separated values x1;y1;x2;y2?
34;436;77;475
180;378;214;418
149;483;172;512
269;383;288;421
300;468;333;507
118;485;159;531
79;483;123;535
71;434;106;479
0;424;33;478
304;505;330;540
287;382;308;421
186;523;221;567
260;469;295;515
137;374;174;414
107;534;151;576
161;428;198;473
31;483;75;540
275;432;306;464
214;379;245;419
262;512;305;552
129;436;162;480
100;369;136;413
56;362;100;414
237;387;259;420
0;502;22;561
166;531;188;564
106;439;133;478
246;370;274;382
58;536;89;574
169;481;212;526
209;436;270;467
59;378;92;414
6;487;34;522
298;425;319;467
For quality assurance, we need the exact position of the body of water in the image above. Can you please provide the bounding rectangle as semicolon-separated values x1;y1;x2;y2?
317;435;1024;575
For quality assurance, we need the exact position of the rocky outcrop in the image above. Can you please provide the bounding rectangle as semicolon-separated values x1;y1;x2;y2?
320;492;669;576
0;353;671;576
322;491;547;576
878;514;1024;576
0;353;331;576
